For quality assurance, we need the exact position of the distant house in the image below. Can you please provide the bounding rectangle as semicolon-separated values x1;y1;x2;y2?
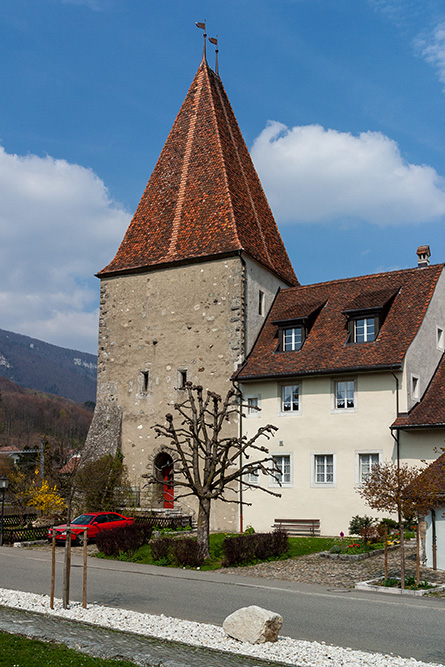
234;254;445;535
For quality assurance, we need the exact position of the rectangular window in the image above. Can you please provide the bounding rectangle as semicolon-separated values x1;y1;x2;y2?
281;384;299;412
245;468;260;485
271;454;292;486
354;317;376;342
247;396;259;415
138;370;149;396
178;370;188;388
334;380;355;410
411;375;420;400
259;290;265;316
313;454;334;485
358;453;379;483
283;327;303;351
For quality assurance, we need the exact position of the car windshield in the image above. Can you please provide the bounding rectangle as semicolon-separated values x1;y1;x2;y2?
71;514;96;525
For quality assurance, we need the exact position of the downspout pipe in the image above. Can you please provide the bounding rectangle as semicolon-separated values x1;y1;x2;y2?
390;371;400;470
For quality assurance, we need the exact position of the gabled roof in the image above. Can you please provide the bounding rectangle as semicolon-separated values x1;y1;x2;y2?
235;264;444;380
392;354;445;429
410;452;445;499
99;60;297;286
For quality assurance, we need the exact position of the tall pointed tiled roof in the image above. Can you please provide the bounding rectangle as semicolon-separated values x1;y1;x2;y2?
99;59;298;286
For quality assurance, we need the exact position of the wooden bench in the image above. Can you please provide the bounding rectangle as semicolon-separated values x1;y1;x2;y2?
272;519;320;536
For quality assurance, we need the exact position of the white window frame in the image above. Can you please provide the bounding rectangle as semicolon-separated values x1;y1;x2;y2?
283;327;303;351
311;452;336;487
332;379;356;412
354;317;376;342
245;395;261;418
279;384;300;414
355;450;382;486
244;467;261;486
269;453;293;488
411;373;420;401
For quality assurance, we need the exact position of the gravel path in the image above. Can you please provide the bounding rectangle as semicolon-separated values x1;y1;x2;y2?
219;544;445;595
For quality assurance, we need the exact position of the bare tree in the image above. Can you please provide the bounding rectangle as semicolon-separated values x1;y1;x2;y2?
358;461;440;588
151;384;281;560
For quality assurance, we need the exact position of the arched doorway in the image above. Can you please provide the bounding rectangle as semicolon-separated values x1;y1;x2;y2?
154;452;174;509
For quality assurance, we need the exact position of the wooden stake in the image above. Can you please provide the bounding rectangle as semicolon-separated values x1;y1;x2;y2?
384;524;388;580
63;528;71;609
82;528;88;609
50;529;56;609
416;524;420;585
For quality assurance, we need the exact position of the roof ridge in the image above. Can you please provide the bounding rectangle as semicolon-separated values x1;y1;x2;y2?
293;263;444;291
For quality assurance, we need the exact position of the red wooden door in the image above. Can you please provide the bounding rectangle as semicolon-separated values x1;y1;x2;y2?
163;465;174;508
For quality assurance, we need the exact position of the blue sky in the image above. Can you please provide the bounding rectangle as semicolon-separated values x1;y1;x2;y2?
1;0;444;354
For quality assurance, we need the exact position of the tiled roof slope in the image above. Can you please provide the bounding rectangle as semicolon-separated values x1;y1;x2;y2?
393;354;445;428
99;60;297;286
235;264;444;379
410;452;445;498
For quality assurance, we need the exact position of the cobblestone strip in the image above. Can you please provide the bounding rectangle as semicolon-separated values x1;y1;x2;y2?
0;606;290;667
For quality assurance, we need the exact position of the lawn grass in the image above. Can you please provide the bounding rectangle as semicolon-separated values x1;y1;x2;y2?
95;533;340;570
0;631;137;667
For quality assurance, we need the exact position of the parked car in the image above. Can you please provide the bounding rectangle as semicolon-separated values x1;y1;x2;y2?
47;512;134;546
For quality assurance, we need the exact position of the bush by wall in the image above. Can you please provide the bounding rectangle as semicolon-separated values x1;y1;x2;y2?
221;530;288;566
95;522;152;557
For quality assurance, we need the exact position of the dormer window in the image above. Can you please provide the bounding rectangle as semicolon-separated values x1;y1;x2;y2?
353;317;377;343
273;301;324;354
283;326;303;351
343;287;399;345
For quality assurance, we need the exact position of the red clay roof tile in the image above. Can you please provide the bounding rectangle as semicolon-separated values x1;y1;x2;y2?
99;60;297;286
236;264;444;379
393;354;445;428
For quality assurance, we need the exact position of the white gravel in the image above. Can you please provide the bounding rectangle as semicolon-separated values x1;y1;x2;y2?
0;586;441;667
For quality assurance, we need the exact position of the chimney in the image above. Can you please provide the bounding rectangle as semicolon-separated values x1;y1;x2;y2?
416;245;431;268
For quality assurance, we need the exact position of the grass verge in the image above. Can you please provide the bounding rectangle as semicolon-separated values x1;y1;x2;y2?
94;533;340;570
0;631;137;667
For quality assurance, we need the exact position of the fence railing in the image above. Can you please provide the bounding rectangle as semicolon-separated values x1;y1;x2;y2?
2;526;49;544
133;515;192;529
2;514;38;527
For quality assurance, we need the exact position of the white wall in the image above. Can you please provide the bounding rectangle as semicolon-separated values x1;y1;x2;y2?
241;372;404;535
425;508;445;571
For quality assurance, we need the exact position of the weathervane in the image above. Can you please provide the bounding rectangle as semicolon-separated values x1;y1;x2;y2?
209;36;219;75
195;21;207;61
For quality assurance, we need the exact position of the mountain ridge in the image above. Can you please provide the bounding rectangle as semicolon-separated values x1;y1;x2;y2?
0;328;97;403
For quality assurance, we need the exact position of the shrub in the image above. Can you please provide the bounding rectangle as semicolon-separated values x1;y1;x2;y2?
329;544;342;554
172;538;203;567
150;536;174;564
348;515;380;542
96;522;152;557
221;530;288;566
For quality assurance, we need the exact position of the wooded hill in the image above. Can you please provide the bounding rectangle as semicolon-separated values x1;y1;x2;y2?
0;377;93;459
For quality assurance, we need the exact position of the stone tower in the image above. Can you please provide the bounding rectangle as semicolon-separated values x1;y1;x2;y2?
86;55;297;528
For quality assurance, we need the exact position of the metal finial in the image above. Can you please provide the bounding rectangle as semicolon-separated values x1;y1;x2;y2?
209;36;219;75
195;20;207;61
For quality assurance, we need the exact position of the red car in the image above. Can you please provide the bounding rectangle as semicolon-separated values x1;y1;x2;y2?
48;512;134;546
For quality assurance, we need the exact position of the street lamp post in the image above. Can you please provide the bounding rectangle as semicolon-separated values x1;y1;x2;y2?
0;475;10;547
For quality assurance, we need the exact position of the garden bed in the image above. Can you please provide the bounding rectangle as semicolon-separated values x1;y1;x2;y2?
355;577;445;596
320;544;400;561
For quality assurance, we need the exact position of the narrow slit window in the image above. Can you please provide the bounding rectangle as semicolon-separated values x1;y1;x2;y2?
179;370;188;388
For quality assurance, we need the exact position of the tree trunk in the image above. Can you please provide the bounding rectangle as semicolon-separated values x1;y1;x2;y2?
398;511;405;589
197;496;211;561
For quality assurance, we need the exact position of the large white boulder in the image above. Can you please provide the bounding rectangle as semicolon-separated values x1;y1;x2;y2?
223;605;283;644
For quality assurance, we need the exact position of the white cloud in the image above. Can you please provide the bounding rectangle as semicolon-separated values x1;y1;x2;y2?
251;122;445;225
0;146;130;353
415;22;445;86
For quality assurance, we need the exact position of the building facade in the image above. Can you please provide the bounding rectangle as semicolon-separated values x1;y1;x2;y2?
86;57;296;527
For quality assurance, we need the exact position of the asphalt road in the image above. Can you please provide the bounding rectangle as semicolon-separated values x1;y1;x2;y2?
1;546;444;665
